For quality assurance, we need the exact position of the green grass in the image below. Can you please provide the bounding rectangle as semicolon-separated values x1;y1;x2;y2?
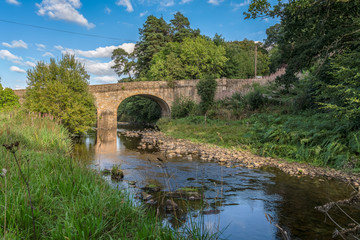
158;112;360;170
0;111;181;239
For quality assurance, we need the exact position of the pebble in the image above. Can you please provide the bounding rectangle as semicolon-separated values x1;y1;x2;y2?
123;130;360;187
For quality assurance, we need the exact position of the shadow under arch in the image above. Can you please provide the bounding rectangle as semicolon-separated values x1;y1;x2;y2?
118;94;171;118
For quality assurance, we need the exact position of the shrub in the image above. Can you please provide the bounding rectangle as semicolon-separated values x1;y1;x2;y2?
25;54;96;134
196;76;217;114
0;84;20;112
244;88;267;110
171;96;197;119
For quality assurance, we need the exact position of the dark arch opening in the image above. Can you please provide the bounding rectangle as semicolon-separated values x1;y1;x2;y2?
117;94;170;124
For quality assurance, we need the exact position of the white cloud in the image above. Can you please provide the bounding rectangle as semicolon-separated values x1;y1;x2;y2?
208;0;224;5
43;52;55;57
0;50;23;62
2;40;28;49
25;61;36;67
36;0;95;29
104;7;111;14
180;0;192;4
62;43;135;58
116;0;134;12
36;43;46;51
93;75;117;83
54;45;64;51
160;0;174;7
140;10;148;17
231;0;250;11
14;84;26;90
77;58;116;76
10;66;26;73
6;0;21;5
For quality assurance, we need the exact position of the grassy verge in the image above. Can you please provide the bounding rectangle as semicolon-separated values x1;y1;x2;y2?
158;112;360;170
0;111;178;239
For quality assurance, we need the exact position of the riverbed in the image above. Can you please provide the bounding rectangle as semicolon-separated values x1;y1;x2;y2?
73;128;359;240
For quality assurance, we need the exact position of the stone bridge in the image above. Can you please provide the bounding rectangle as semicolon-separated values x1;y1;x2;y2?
14;68;285;130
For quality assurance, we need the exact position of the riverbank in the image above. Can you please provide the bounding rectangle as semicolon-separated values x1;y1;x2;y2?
0;111;177;239
124;124;360;188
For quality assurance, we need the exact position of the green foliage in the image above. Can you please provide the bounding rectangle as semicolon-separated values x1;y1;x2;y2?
112;12;270;82
111;48;137;81
25;54;96;134
117;96;162;123
224;40;269;78
171;96;197;119
249;0;360;88
317;49;360;128
0;111;180;239
170;12;200;42
0;84;19;111
208;84;272;120
196;76;217;114
244;88;267;111
135;15;171;77
148;36;228;81
159;112;360;169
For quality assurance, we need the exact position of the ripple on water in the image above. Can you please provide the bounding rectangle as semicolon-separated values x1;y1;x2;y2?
72;129;359;240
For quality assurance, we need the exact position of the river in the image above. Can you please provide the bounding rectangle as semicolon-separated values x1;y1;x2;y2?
73;127;358;240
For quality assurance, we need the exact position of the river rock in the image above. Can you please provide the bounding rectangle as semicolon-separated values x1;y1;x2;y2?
101;169;111;175
165;199;178;211
129;129;360;186
111;169;124;181
141;192;152;201
142;183;161;193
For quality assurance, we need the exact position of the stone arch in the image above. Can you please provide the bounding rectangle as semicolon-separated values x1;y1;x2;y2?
117;94;171;118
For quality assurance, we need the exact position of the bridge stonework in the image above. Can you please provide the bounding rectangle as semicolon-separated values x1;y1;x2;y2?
14;68;285;130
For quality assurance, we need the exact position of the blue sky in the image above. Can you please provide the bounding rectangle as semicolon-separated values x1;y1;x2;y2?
0;0;278;89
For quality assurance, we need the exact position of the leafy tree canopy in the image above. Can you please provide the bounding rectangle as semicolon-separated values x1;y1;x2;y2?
25;54;96;134
224;40;269;78
148;36;228;82
247;0;360;87
0;83;20;112
111;48;136;82
117;96;161;123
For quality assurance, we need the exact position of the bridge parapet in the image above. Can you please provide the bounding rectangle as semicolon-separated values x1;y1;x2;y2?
13;68;285;130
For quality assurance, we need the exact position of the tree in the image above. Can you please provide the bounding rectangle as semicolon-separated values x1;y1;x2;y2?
111;48;136;82
117;96;161;123
246;0;360;87
25;54;96;134
196;76;217;114
135;15;171;78
0;83;19;111
148;36;228;82
213;33;225;46
317;48;360;128
223;40;269;78
170;12;200;42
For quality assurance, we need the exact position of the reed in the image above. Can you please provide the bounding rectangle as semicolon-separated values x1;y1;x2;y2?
0;111;179;239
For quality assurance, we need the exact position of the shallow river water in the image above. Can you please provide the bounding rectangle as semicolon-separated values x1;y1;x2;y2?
73;128;358;240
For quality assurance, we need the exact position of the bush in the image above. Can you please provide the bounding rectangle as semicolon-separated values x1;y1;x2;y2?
0;84;19;112
196;76;217;114
25;54;96;134
171;96;197;119
117;96;161;123
244;88;267;111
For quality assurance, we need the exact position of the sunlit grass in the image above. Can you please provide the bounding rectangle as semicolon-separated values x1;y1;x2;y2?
0;111;180;239
158;112;360;169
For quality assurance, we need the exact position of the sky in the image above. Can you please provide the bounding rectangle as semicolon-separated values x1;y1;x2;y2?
0;0;278;89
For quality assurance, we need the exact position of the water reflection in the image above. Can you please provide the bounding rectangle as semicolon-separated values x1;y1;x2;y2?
73;129;357;240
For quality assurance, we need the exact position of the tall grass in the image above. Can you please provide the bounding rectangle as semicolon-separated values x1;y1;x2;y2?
158;112;360;170
0;111;179;239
